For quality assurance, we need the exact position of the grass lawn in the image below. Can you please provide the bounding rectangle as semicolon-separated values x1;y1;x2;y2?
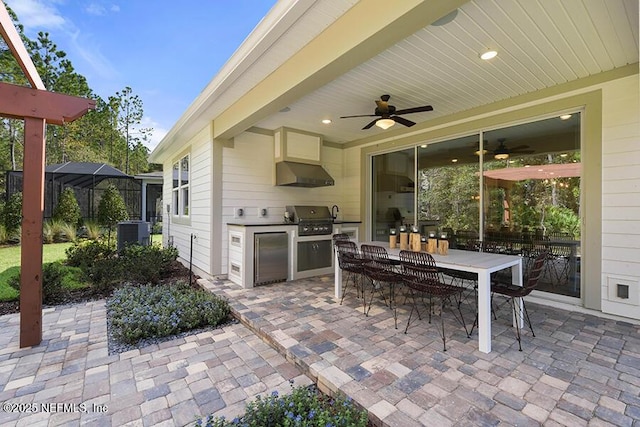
0;242;74;302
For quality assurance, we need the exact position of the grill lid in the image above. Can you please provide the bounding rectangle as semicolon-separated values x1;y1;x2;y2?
285;205;332;223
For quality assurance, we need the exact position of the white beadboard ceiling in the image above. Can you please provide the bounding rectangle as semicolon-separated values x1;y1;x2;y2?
253;0;639;144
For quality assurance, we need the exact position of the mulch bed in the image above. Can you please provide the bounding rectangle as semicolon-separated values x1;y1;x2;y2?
0;260;200;316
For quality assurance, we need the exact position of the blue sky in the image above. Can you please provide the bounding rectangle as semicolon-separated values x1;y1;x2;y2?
4;0;276;150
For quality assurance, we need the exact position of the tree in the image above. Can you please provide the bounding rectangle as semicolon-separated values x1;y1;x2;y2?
110;87;151;174
0;9;155;188
53;187;81;226
0;4;28;173
97;185;129;244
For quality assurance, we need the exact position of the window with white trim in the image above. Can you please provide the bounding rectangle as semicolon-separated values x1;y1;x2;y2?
172;154;189;217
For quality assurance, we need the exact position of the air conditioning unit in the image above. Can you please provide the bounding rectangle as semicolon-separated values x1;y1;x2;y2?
117;221;150;251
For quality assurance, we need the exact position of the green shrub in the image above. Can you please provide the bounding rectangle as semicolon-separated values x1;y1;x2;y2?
119;244;178;284
66;240;178;290
97;185;128;244
43;219;75;243
8;261;83;305
43;220;55;244
4;192;22;235
81;220;102;240
0;224;8;245
58;222;77;243
90;256;125;291
107;282;231;344
53;188;81;227
66;239;116;271
196;382;368;427
151;222;162;234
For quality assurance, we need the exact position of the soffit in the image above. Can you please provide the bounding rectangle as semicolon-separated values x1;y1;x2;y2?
253;0;639;144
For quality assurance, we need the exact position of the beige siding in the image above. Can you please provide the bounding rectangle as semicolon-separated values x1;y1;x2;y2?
601;74;640;318
219;131;343;274
163;126;213;277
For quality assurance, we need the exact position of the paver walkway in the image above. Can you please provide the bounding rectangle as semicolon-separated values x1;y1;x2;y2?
0;301;311;427
201;275;640;427
0;274;639;426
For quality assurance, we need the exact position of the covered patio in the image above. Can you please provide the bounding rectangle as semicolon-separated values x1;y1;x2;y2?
200;276;640;426
0;275;637;426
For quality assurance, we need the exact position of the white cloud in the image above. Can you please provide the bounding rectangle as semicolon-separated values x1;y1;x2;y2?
137;116;168;152
5;0;66;30
68;30;119;80
85;3;106;16
84;2;120;16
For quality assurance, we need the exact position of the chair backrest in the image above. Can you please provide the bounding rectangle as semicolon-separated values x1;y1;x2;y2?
361;244;390;267
399;250;440;287
524;250;548;291
332;233;350;243
335;240;361;270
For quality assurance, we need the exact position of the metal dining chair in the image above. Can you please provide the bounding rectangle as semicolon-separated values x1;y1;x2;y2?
399;250;468;351
334;240;367;307
489;250;548;351
360;244;404;328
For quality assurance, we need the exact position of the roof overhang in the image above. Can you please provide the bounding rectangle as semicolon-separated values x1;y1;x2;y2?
149;0;464;163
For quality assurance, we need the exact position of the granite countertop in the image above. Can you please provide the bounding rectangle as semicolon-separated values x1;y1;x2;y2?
227;220;361;227
227;222;296;227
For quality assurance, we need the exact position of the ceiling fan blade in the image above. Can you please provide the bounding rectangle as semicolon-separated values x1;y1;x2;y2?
340;114;378;119
392;116;416;127
394;105;433;115
362;119;378;130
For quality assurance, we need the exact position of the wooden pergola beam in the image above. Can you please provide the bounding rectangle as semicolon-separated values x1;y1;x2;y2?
0;83;96;125
1;84;95;348
0;3;44;90
1;2;95;347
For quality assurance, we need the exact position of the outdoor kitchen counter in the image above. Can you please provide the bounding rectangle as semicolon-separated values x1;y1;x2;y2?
226;220;361;226
227;222;298;227
227;222;361;288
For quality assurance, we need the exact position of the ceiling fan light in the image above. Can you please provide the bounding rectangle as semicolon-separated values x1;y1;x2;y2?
494;152;509;160
474;149;488;156
376;118;395;130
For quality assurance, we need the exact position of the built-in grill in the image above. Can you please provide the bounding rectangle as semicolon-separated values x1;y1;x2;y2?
285;205;333;236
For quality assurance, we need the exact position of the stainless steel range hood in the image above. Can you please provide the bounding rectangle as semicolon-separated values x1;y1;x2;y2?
276;161;334;188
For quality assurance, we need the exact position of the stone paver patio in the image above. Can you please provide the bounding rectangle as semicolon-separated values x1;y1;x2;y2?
0;274;638;426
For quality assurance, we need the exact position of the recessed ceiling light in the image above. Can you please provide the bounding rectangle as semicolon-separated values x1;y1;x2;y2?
321;119;332;124
451;158;458;163
560;114;572;120
480;50;498;60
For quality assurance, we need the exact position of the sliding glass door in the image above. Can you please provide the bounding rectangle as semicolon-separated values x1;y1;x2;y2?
372;148;414;241
371;113;582;298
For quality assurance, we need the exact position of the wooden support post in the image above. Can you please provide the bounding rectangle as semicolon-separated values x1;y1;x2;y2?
20;117;46;347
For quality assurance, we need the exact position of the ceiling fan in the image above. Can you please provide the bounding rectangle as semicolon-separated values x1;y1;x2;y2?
340;94;433;130
491;138;534;160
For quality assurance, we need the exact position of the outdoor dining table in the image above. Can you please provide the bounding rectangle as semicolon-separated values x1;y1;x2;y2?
334;241;523;353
